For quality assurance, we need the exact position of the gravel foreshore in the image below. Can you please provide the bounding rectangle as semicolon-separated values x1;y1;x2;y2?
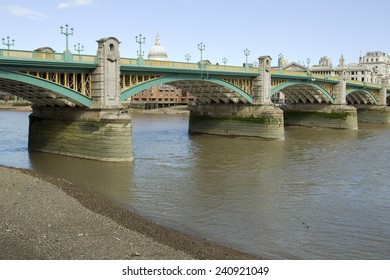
0;165;259;260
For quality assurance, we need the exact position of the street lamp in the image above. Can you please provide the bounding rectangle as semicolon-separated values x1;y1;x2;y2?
198;42;205;62
135;34;145;57
222;57;227;65
74;43;84;57
244;48;250;66
306;57;311;68
2;36;15;50
60;24;74;52
185;53;191;62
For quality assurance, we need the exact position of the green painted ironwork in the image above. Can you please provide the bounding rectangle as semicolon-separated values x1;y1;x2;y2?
120;74;254;103
0;70;92;107
271;80;335;104
0;47;387;107
2;36;15;50
60;24;74;52
346;88;379;105
0;48;97;66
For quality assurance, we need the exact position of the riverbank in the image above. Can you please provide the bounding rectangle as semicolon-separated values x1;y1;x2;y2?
0;100;32;111
0;165;259;260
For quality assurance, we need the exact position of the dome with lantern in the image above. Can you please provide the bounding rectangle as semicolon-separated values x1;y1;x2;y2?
148;32;168;61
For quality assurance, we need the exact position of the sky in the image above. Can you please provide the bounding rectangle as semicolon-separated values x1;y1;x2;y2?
1;0;389;67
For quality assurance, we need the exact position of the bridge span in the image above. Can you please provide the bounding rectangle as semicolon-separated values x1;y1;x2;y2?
1;37;389;161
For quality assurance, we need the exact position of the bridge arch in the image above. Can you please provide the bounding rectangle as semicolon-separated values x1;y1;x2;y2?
271;81;335;104
0;70;92;107
120;75;254;103
346;88;379;105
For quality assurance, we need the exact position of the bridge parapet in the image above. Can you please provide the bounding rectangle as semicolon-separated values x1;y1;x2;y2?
0;48;97;64
120;57;259;75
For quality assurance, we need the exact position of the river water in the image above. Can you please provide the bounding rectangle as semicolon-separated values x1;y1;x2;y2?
1;110;390;259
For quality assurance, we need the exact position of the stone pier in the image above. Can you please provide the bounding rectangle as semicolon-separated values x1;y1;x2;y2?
29;107;133;161
354;105;390;123
28;37;134;161
354;79;390;123
189;103;284;139
189;56;285;140
283;103;358;130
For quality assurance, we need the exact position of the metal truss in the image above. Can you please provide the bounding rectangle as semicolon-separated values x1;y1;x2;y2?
120;74;160;90
19;71;92;97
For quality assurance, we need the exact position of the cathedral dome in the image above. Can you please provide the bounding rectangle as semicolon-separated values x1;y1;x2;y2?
148;33;168;61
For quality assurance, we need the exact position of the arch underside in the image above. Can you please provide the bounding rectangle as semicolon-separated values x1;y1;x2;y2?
0;71;92;107
273;83;334;104
346;89;378;105
120;75;254;104
167;80;251;104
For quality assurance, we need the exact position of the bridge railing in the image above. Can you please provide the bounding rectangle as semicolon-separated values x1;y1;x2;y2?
271;69;339;81
120;57;259;74
1;48;258;74
345;80;381;89
0;49;97;64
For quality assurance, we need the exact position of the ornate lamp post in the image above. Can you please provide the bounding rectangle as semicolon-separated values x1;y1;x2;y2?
222;57;227;65
185;53;191;62
306;57;311;68
244;48;250;65
2;36;15;50
135;34;145;57
60;24;74;52
74;43;84;58
198;42;205;62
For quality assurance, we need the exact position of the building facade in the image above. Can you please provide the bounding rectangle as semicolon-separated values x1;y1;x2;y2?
130;84;196;108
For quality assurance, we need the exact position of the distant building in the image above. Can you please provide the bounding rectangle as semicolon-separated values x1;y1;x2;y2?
130;84;196;109
358;51;389;80
278;52;387;84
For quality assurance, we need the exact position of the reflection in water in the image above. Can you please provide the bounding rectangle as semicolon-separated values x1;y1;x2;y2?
29;152;135;207
1;110;390;259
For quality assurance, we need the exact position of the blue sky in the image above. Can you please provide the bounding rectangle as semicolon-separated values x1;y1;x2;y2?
0;0;389;67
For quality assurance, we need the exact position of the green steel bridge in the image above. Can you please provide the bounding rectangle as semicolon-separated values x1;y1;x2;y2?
1;48;388;108
1;38;389;162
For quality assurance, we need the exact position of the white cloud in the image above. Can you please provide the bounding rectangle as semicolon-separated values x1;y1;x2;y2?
58;0;93;9
0;5;49;20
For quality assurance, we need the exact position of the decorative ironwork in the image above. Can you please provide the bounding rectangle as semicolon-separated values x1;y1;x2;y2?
19;71;92;97
223;77;253;95
271;79;288;88
120;74;160;90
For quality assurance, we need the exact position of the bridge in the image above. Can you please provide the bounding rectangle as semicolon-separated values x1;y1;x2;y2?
1;37;389;161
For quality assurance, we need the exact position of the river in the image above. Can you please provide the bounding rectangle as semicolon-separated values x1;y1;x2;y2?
1;110;389;259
